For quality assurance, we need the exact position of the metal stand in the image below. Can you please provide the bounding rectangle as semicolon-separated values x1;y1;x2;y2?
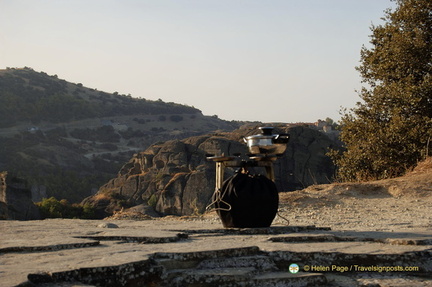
206;154;281;223
206;127;289;226
208;155;277;200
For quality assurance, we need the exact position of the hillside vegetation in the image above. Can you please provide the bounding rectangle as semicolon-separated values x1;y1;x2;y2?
0;67;242;202
0;67;198;127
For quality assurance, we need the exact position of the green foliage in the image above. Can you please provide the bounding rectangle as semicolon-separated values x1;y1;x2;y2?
81;203;96;219
333;0;432;181
36;197;96;219
147;194;159;208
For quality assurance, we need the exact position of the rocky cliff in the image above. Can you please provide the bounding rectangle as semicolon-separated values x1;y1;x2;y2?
0;172;41;220
83;125;340;218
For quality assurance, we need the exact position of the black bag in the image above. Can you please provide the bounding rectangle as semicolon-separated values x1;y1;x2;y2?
214;172;279;228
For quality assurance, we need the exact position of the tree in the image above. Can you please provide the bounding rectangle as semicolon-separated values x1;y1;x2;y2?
333;0;432;181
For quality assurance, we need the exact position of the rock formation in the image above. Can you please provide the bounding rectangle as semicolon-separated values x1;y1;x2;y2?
83;125;341;218
0;172;41;220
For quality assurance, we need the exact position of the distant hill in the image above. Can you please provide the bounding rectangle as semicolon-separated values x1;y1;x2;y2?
0;67;243;202
0;67;201;127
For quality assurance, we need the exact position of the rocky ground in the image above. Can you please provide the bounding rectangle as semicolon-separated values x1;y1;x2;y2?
1;159;431;286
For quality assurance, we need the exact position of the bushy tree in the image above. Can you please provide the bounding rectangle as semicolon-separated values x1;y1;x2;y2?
334;0;432;181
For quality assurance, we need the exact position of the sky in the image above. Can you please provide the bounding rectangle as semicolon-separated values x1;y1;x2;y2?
0;0;396;123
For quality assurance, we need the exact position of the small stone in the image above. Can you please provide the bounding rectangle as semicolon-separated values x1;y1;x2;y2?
98;222;119;228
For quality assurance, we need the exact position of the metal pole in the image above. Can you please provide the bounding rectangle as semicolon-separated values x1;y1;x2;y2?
215;161;224;192
265;164;275;182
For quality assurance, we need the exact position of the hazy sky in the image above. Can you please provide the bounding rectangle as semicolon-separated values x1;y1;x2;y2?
0;0;396;123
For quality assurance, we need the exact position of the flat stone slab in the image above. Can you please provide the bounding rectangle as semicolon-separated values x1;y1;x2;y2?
0;238;100;253
1;218;431;286
269;232;432;245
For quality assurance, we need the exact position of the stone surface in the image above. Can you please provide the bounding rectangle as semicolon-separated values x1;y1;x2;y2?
1;217;431;287
2;158;431;286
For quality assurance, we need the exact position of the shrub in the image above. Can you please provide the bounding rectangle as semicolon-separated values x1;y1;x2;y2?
36;197;96;219
169;115;183;122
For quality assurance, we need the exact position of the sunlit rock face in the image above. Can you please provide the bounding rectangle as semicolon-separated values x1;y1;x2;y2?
83;125;340;217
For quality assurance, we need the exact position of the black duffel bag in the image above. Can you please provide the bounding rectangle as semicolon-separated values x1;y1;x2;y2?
214;172;279;228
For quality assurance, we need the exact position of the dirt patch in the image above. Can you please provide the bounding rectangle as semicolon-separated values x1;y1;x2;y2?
281;158;431;205
275;158;432;231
